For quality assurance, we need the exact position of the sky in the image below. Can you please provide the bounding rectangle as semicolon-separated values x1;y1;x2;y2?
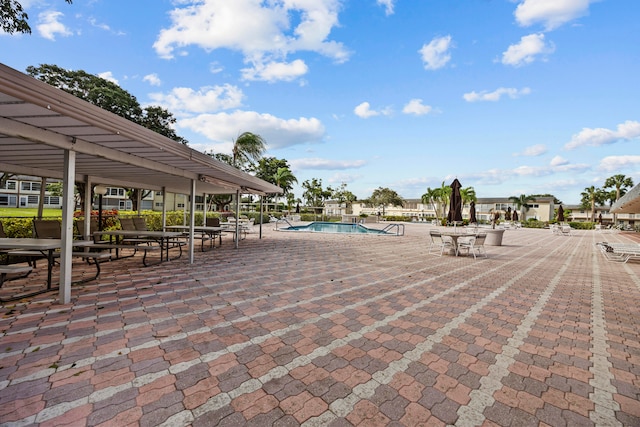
3;0;640;205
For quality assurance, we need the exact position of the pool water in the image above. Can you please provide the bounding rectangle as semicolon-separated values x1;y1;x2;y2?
279;222;390;234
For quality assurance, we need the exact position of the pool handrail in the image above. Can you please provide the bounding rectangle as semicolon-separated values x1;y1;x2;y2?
381;223;405;236
274;217;294;230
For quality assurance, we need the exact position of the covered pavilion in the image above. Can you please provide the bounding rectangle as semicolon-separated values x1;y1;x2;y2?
0;62;281;304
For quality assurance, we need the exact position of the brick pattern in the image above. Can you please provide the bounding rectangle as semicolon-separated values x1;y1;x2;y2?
1;225;639;426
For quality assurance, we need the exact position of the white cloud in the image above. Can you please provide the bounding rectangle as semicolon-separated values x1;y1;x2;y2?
148;85;244;114
153;0;348;82
599;155;640;171
515;144;547;156
178;110;325;150
515;0;593;31
97;71;118;84
241;59;309;82
564;120;640;150
143;73;162;86
354;102;392;118
377;0;395;16
354;102;376;118
501;33;555;66
289;158;366;170
328;172;363;184
550;155;569;166
463;87;531;102
209;62;224;74
88;18;111;32
459;159;590;186
419;35;452;70
36;10;72;40
402;99;433;116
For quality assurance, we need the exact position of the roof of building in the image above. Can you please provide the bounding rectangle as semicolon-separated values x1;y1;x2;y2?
611;183;640;214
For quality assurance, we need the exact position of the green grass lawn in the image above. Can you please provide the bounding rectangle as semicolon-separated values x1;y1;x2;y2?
0;208;63;218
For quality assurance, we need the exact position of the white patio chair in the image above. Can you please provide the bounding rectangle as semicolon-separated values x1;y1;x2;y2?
457;233;487;259
428;231;456;256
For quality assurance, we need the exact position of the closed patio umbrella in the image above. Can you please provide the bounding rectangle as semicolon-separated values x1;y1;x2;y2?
505;206;512;221
512;210;519;221
558;205;565;222
469;201;477;224
447;178;463;224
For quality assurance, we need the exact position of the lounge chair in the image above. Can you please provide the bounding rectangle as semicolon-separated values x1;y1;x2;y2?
597;242;640;263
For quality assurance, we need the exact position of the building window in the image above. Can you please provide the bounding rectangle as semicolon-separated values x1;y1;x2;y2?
21;181;41;192
44;196;60;205
2;180;17;190
155;202;163;207
108;188;126;197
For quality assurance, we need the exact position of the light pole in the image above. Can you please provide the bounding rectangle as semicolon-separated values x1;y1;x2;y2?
94;185;108;231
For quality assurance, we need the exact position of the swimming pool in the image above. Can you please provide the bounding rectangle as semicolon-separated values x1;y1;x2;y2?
278;221;402;235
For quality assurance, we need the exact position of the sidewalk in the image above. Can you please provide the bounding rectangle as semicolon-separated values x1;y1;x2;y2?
1;224;639;426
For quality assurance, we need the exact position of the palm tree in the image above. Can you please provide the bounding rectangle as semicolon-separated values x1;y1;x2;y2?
421;187;440;220
604;174;634;202
438;181;452;219
273;167;298;210
232;132;266;169
604;174;634;225
581;186;606;222
508;194;536;221
459;186;477;222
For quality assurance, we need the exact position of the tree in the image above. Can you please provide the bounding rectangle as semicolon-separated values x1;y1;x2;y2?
0;172;15;189
580;186;606;222
301;178;332;214
209;152;233;165
2;0;71;34
140;106;188;145
437;181;452;219
232;132;266;171
508;194;536;221
604;174;633;204
273;167;298;211
363;187;404;216
126;189;153;212
421;187;440;219
253;157;289;183
604;174;634;225
460;186;477;205
331;183;357;214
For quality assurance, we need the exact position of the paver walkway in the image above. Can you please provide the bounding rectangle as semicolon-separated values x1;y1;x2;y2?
0;224;639;426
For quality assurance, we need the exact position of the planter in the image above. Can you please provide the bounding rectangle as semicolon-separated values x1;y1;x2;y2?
484;229;505;246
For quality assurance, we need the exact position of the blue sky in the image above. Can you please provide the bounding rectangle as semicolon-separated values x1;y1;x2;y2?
3;0;639;204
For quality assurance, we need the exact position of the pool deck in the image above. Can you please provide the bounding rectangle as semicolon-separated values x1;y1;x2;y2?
0;224;639;426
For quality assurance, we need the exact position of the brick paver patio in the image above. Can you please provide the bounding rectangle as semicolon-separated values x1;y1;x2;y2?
1;224;639;426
